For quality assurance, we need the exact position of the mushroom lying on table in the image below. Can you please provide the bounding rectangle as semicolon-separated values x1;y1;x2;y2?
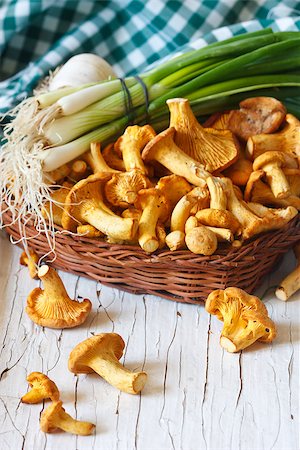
21;372;60;404
205;287;277;352
26;265;92;329
40;401;95;435
68;333;147;394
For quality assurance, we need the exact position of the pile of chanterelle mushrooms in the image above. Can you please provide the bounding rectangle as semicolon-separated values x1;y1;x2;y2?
43;96;300;256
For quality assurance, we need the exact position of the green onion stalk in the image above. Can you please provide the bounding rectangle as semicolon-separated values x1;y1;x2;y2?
1;28;300;247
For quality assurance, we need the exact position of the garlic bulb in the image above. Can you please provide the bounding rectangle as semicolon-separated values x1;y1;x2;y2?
48;53;117;91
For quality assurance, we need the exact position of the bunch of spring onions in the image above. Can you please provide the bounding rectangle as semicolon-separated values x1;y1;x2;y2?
1;28;300;247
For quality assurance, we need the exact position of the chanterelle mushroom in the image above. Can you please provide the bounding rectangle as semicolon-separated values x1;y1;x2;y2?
105;170;150;208
205;287;277;352
115;125;156;174
246;114;300;161
185;226;218;255
26;265;92;328
156;174;192;211
61;173;138;241
68;333;147;394
20;249;39;279
21;372;60;404
253;151;298;199
42;182;73;227
40;400;95;435
170;186;210;232
84;142;119;174
275;243;300;301
135;188;169;253
195;208;241;235
167;98;239;172
142;127;208;187
227;97;286;141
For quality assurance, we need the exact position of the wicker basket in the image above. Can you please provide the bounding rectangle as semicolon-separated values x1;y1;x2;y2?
3;210;300;304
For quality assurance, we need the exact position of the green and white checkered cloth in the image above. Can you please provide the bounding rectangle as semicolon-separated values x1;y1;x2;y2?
0;0;300;115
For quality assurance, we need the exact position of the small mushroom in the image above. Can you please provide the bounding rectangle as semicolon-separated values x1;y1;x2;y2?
206;176;227;210
21;372;60;404
226;97;286;141
195;208;241;235
185;226;218;255
69;160;89;182
142;127;209;187
68;333;147;394
275;243;300;301
40;401;95;435
253;151;298;199
102;143;126;171
26;265;92;328
165;230;186;251
84;142;119;174
206;226;234;243
167;98;239;172
246;114;300;161
61;173;138;241
105;170;150;208
20;249;39;279
185;216;199;234
206;287;277;352
115;125;156;174
170;187;210;232
156;174;192;211
135;188;169;253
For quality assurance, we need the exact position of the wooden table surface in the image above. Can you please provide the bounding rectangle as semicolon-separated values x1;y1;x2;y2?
0;230;299;450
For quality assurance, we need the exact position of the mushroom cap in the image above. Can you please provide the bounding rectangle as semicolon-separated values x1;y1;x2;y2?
167;98;240;173
115;124;156;154
61;172;113;231
195;208;241;234
156;174;192;210
135;188;170;223
227;97;286;140
105;170;150;208
68;333;125;374
253;151;298;171
222;158;253;186
185;226;218;255
203;111;231;130
21;372;60;404
205;287;268;320
102;143;126;171
26;265;92;329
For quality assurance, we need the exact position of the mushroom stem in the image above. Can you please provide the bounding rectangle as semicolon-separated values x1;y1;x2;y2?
89;357;147;395
275;244;300;301
57;411;93;435
207;176;227;210
262;162;291;199
86;142;119;173
138;201;161;252
83;207;137;241
38;265;70;299
142;128;208;187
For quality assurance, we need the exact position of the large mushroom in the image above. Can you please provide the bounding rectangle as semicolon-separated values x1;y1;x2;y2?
61;173;138;241
205;287;277;352
26;265;92;329
68;333;147;394
167;98;239;172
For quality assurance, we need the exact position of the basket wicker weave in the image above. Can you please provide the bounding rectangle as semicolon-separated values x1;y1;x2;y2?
3;210;300;304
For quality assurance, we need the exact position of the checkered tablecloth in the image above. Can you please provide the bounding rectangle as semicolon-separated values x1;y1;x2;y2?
0;0;299;114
